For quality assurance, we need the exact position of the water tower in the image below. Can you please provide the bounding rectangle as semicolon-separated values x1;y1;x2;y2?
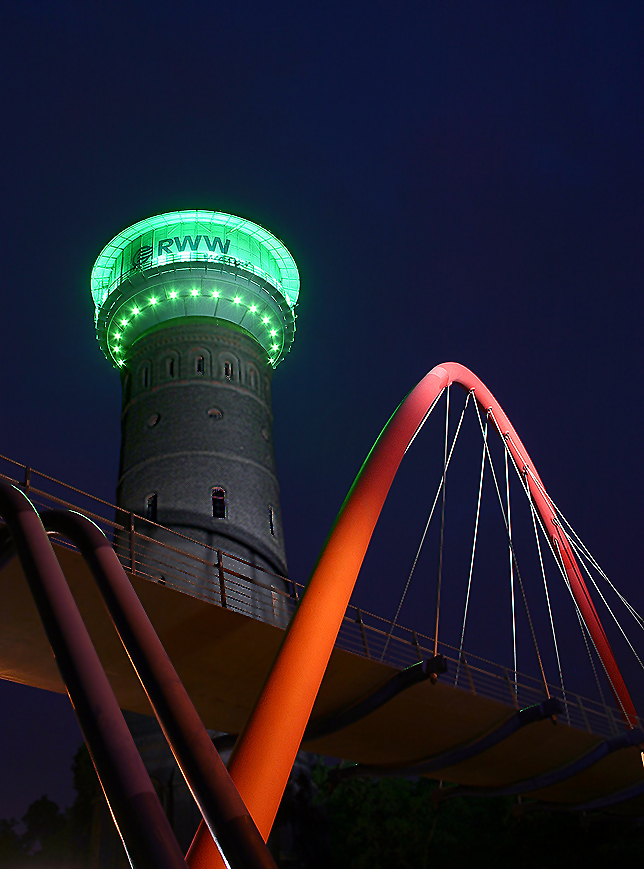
90;210;299;606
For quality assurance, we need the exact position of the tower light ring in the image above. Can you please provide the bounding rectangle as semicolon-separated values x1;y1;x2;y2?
91;210;299;368
97;264;293;368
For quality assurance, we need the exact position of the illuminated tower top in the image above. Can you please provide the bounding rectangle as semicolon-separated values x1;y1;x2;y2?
91;210;300;369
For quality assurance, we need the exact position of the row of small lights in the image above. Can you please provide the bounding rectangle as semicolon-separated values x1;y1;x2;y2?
109;288;282;366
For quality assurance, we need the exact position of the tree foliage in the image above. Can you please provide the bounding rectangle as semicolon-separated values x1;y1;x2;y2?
310;762;644;869
0;745;98;867
3;749;644;867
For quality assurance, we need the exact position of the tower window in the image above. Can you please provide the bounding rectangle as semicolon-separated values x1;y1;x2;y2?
147;413;160;428
145;493;158;522
268;505;276;537
212;487;226;519
142;366;150;388
207;407;223;420
249;367;257;390
196;356;204;375
166;357;175;378
224;361;232;380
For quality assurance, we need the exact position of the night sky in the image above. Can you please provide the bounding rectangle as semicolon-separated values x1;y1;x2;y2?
1;1;643;824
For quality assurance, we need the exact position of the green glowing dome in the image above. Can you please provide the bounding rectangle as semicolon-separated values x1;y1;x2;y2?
91;210;300;368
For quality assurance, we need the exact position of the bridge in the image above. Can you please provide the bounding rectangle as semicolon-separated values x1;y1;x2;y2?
0;363;643;868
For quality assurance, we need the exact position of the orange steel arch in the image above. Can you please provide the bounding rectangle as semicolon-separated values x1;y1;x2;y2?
188;362;638;867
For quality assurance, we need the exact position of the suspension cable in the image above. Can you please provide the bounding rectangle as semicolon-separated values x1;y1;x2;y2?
502;446;567;705
473;402;549;696
505;447;517;689
538;487;644;631
506;448;630;721
380;391;471;661
455;418;487;688
574;593;609;712
569;539;644;631
530;471;632;721
433;386;450;657
552;536;628;722
404;388;446;456
525;471;567;708
509;465;599;710
563;530;644;673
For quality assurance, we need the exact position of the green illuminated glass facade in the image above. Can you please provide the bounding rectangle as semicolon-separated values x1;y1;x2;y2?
91;210;299;368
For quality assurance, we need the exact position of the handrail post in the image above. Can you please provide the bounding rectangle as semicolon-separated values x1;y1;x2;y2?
503;668;519;709
460;652;476;695
412;630;423;662
576;694;591;732
217;550;227;608
356;608;370;659
604;701;619;736
129;512;136;575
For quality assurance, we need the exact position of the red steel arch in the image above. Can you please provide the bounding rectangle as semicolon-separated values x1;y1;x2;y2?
188;362;638;867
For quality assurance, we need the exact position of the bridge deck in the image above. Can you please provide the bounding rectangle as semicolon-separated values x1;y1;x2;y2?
1;542;643;814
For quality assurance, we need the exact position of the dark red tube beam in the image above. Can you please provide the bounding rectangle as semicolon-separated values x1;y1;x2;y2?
40;509;277;869
0;482;188;869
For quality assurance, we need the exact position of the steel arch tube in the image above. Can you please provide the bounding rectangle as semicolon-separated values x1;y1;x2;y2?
187;363;638;867
0;482;188;869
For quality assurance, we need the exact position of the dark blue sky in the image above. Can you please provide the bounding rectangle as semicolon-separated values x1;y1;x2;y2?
0;1;643;820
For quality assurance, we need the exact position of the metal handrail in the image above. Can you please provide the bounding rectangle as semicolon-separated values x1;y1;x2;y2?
0;452;633;738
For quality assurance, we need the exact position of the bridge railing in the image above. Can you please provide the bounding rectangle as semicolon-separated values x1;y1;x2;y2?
0;452;637;742
332;605;632;739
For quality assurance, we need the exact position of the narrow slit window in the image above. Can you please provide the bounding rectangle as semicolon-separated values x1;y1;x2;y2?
212;487;226;519
167;358;175;378
224;361;232;380
146;493;157;522
249;368;257;389
142;366;150;388
196;356;204;375
268;505;276;537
